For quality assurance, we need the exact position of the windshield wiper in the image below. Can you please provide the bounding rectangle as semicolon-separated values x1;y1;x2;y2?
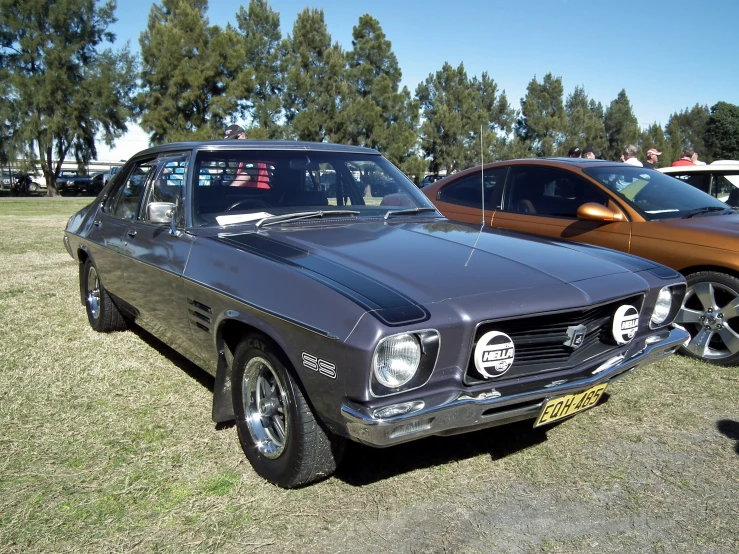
681;206;732;219
255;210;359;228
384;207;438;220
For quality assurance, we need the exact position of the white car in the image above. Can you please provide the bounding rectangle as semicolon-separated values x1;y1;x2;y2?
659;161;739;206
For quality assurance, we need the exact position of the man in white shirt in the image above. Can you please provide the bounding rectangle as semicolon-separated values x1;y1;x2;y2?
622;144;643;167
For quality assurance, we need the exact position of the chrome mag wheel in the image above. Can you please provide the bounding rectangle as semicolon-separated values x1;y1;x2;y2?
242;356;289;459
86;265;101;320
676;280;739;361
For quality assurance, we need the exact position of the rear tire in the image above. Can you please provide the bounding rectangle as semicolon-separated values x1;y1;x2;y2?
232;334;345;488
675;271;739;366
83;259;127;333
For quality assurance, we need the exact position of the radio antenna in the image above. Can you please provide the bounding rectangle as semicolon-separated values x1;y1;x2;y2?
465;124;485;267
480;124;485;225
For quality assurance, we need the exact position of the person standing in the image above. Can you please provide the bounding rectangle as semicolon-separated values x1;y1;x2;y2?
224;124;246;140
643;148;662;169
568;146;581;158
671;146;696;167
582;145;597;159
622;144;643;167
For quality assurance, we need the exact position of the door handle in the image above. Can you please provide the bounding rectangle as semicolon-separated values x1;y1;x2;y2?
93;220;101;227
126;229;137;238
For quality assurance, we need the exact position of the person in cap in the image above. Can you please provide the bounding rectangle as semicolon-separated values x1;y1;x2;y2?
643;148;662;169
582;145;597;159
224;124;246;140
568;146;581;158
622;144;643;167
671;146;696;167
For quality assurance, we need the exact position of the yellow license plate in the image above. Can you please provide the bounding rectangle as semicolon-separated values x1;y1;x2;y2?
534;383;608;427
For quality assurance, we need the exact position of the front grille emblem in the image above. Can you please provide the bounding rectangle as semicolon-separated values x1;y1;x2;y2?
564;324;588;350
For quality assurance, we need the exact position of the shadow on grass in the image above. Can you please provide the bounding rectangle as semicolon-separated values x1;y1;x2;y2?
130;325;215;393
128;323;613;483
336;418;562;487
716;420;739;455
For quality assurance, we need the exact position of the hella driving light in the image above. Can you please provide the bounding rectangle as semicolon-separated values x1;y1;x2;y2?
372;333;421;388
651;286;673;326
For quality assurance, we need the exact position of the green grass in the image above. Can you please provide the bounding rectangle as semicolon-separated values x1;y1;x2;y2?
0;198;737;553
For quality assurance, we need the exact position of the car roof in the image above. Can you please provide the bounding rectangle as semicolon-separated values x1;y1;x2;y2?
132;140;381;158
660;161;739;173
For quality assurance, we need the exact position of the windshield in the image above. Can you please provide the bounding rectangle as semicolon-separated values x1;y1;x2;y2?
191;150;436;226
583;166;730;220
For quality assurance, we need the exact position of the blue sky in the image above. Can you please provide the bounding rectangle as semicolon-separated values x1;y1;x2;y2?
97;0;739;160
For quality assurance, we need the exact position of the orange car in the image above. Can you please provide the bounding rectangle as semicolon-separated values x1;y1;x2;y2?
423;158;739;366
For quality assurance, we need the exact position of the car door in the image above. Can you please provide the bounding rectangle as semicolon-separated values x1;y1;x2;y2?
82;161;146;300
492;165;632;252
117;153;200;361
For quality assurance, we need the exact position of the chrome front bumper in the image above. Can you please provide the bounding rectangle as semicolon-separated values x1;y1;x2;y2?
341;327;688;447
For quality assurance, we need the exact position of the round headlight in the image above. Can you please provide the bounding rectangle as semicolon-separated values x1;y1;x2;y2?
372;333;421;388
651;286;673;326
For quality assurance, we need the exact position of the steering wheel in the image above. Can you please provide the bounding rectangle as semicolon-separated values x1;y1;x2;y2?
226;199;272;212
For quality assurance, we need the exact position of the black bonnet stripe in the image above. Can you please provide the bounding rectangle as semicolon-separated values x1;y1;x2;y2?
209;234;430;327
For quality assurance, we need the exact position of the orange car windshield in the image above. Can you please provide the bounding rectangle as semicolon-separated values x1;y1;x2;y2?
584;166;732;221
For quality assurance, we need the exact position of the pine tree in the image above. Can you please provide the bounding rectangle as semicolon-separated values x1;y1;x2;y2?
235;0;284;139
340;15;422;175
515;73;566;158
603;89;639;161
0;0;136;195
562;86;606;156
664;104;710;161
417;63;511;173
704;101;739;161
138;0;244;143
282;8;345;142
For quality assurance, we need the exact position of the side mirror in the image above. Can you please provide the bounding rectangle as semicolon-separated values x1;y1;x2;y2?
147;201;175;224
577;202;624;222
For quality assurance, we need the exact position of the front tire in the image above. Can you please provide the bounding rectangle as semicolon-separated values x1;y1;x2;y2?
675;271;739;366
83;259;127;333
232;335;345;488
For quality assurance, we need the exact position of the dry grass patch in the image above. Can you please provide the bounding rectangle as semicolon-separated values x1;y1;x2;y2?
0;199;737;553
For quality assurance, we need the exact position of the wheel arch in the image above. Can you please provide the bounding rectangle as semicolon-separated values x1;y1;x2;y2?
77;248;90;305
212;318;302;424
679;264;739;280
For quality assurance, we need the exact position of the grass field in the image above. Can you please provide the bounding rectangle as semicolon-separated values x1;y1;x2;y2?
0;198;737;553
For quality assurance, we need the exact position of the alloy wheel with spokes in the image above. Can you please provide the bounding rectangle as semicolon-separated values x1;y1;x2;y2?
86;265;101;320
242;356;289;459
231;335;345;488
675;271;739;365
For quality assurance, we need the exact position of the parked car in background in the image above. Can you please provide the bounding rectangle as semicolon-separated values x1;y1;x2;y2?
418;174;444;188
57;170;93;195
63;141;686;487
423;158;739;366
659;161;739;206
1;170;25;193
103;165;122;186
89;172;106;196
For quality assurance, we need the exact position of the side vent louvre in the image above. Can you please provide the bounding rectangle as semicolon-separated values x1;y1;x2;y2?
188;298;213;333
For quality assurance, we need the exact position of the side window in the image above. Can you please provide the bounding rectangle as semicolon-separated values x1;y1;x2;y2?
146;157;186;206
108;158;156;220
713;174;739;202
438;168;507;209
504;166;607;218
671;173;710;194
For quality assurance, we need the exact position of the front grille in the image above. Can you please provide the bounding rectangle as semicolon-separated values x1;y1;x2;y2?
465;294;644;384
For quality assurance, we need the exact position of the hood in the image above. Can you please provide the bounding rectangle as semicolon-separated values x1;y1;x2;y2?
210;220;656;308
638;213;739;249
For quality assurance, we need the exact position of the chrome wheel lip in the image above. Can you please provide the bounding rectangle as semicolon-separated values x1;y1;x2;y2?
86;266;101;320
243;356;288;459
679;281;739;360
